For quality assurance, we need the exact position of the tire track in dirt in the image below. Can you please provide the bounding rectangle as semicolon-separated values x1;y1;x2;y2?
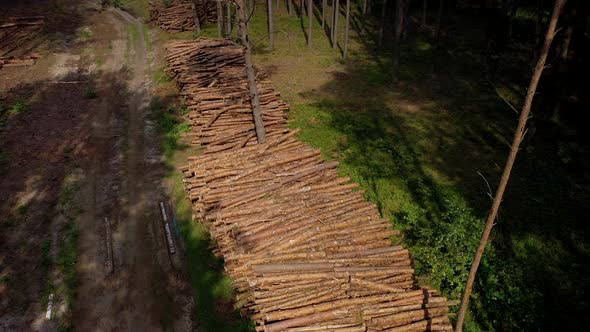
73;7;193;332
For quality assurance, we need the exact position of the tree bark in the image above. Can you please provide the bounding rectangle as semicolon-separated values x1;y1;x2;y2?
288;0;293;15
237;0;267;143
322;0;327;29
378;0;388;47
225;0;231;36
192;1;201;34
363;0;368;15
332;0;340;48
435;0;443;50
268;0;275;49
308;0;313;47
344;0;351;58
217;0;223;37
454;1;567;331
393;0;404;70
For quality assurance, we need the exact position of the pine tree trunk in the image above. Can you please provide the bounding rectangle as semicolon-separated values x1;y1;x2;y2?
225;0;231;36
435;0;443;50
308;0;313;47
392;0;404;70
217;0;223;37
237;0;267;143
322;0;327;28
378;0;388;47
344;0;351;58
454;1;567;331
332;0;340;48
268;0;275;49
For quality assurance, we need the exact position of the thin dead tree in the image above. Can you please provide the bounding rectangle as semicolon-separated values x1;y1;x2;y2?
378;0;388;47
237;0;267;142
308;0;313;47
225;0;231;36
191;1;201;34
322;0;327;29
268;0;275;49
454;0;567;331
217;0;223;36
344;0;351;58
435;0;443;49
393;0;404;70
332;0;340;48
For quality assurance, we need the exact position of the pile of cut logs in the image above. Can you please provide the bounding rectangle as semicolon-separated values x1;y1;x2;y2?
165;39;288;153
150;0;216;32
168;38;455;331
0;16;44;68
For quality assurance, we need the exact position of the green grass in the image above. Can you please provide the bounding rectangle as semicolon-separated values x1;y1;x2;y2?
150;100;190;160
143;23;152;51
129;23;140;48
153;68;171;84
79;27;92;40
85;86;98;99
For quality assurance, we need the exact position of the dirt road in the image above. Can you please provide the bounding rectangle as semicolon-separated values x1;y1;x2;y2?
72;7;194;332
1;2;193;330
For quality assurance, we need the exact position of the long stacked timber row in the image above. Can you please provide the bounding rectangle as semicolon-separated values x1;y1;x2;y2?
0;16;44;69
168;38;455;331
149;0;216;32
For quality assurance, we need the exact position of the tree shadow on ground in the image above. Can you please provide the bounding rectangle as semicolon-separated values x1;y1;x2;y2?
287;6;590;331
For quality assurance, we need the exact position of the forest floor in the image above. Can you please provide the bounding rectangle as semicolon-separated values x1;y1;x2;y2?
0;1;193;331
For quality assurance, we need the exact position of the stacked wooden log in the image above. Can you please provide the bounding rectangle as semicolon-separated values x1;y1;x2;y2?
150;1;197;32
0;16;44;67
150;0;216;32
168;38;454;331
180;131;455;331
165;39;288;152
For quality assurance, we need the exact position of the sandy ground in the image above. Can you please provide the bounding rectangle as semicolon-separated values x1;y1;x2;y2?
1;2;194;331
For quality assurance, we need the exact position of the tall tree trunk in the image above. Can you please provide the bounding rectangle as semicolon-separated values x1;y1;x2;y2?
288;0;293;15
421;0;427;27
332;0;340;48
435;0;443;50
225;0;231;36
192;1;201;34
237;0;267;143
308;0;313;47
393;0;404;71
344;0;351;58
454;1;566;331
322;0;327;28
217;0;223;37
378;0;388;47
268;0;275;49
363;0;368;15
